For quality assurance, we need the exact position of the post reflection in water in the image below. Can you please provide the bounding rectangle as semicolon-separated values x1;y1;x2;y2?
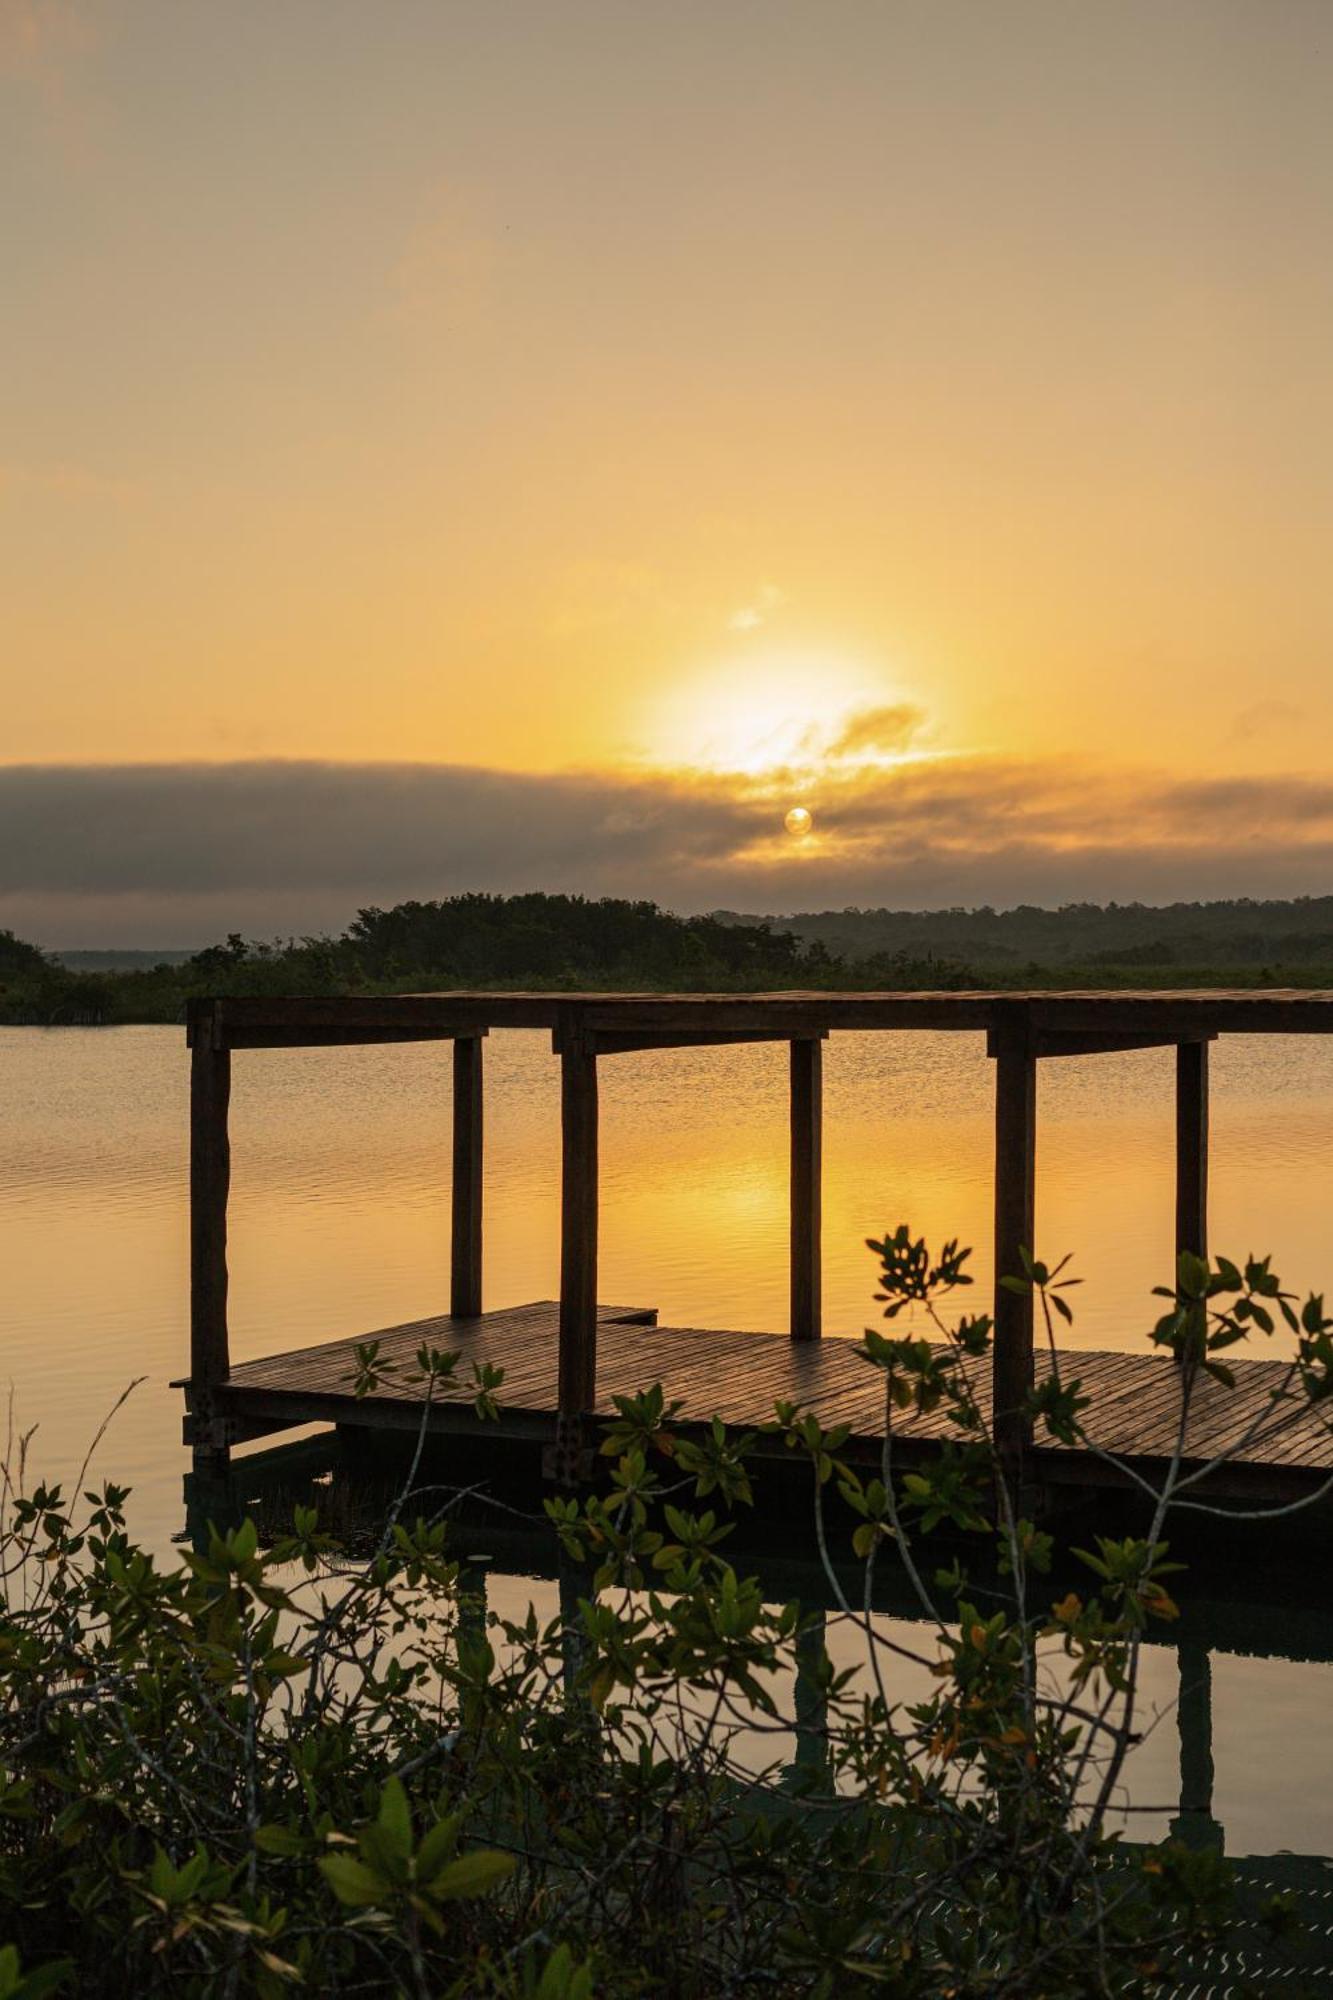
1173;1640;1222;1854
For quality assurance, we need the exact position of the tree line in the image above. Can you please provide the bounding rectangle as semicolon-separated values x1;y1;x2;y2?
6;888;1333;1025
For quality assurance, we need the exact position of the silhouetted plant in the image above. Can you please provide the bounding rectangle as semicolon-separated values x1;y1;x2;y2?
0;1233;1329;1992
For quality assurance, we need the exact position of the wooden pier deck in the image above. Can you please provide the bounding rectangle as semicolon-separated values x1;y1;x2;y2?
181;989;1333;1500
191;1301;1333;1502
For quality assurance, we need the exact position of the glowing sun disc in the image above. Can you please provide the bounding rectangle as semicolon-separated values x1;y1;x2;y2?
784;806;813;836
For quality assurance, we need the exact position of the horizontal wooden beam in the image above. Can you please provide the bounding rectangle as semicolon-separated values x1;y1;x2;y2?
188;998;496;1050
991;1029;1221;1060
225;1025;495;1050
578;1026;830;1056
188;989;1333;1054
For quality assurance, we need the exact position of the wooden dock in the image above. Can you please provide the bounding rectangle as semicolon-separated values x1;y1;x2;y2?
185;1299;1333;1502
181;989;1333;1498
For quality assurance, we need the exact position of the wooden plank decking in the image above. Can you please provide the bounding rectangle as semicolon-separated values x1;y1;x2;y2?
196;1302;1333;1500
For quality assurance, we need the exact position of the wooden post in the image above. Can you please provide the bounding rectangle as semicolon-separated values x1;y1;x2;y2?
790;1037;823;1340
1171;1640;1223;1851
450;1035;484;1317
556;1043;599;1477
787;1604;831;1790
190;1035;232;1469
1175;1039;1209;1267
991;1020;1037;1484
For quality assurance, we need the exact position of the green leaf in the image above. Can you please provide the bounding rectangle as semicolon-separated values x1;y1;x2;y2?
424;1848;515;1901
376;1775;412;1858
415;1813;462;1882
253;1824;306;1857
263;1651;308;1679
0;1951;73;2000
585;1664;615;1712
319;1854;386;1908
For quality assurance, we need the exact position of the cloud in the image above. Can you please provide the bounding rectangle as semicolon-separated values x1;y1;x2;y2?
5;755;1333;947
728;584;785;632
1225;699;1305;744
828;702;927;760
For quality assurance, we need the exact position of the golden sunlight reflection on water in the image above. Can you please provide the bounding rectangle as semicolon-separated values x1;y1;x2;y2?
6;1024;1333;1535
5;1025;1333;1856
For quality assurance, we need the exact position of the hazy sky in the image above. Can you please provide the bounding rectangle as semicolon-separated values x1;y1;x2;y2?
4;1;1331;941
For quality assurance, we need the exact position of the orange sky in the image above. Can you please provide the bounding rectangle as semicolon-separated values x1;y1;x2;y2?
3;1;1332;939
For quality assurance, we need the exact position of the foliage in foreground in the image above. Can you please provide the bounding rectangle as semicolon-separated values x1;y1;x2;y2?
1;1236;1331;1994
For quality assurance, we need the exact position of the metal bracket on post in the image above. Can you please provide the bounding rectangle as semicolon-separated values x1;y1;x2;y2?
544;1410;595;1489
182;1412;234;1453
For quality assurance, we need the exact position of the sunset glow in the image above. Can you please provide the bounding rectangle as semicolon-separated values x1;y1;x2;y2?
642;651;895;777
2;2;1330;943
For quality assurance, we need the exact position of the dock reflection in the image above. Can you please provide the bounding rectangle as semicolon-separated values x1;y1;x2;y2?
185;1428;1333;1987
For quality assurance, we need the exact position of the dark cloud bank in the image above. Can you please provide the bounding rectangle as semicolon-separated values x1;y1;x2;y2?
4;759;1333;947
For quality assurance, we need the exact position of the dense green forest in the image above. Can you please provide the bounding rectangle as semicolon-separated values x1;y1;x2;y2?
0;897;858;1024
5;889;1333;1024
723;894;1333;969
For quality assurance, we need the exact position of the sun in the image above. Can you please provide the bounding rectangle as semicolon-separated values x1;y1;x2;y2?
784;806;813;837
644;649;883;776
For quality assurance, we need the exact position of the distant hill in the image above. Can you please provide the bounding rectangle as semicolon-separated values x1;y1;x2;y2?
53;950;199;972
712;896;1333;971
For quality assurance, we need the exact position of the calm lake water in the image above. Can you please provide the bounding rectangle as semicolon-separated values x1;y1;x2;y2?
4;1022;1333;1858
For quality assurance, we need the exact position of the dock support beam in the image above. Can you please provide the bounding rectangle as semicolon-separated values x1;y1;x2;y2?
190;1038;232;1470
1175;1040;1209;1268
790;1037;823;1340
991;1021;1036;1489
451;1035;484;1317
556;1043;599;1481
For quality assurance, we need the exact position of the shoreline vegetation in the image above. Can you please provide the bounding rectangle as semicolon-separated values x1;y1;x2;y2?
6;889;1333;1025
2;1229;1327;1992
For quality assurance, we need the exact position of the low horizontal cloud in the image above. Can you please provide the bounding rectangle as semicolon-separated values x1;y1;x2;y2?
4;756;1333;947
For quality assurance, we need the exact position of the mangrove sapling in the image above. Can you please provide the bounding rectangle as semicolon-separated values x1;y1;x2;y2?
0;1233;1327;1994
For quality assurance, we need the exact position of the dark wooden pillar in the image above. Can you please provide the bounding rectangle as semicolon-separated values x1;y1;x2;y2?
790;1037;823;1340
991;1020;1037;1480
557;1043;599;1471
189;1036;232;1468
450;1035;484;1317
1175;1040;1209;1267
788;1605;831;1790
1171;1640;1223;1851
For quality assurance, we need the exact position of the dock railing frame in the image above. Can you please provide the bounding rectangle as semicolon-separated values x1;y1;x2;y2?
185;989;1333;1475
